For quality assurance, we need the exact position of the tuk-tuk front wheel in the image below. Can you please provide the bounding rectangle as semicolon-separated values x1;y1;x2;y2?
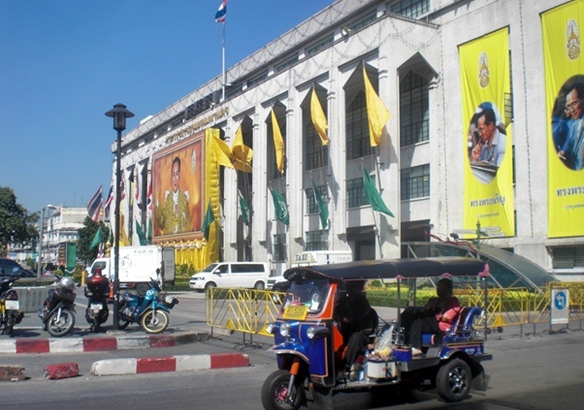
436;358;472;402
261;369;305;410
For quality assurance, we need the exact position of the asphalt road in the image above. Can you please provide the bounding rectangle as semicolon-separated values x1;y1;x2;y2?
2;291;584;409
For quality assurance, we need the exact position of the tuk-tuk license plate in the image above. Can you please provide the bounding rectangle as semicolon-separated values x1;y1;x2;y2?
90;303;103;310
283;305;308;320
5;300;19;310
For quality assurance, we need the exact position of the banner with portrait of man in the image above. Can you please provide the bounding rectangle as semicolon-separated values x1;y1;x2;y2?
460;28;514;237
152;131;204;241
543;1;584;238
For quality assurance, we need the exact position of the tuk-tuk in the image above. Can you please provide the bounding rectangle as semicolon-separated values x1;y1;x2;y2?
262;257;492;409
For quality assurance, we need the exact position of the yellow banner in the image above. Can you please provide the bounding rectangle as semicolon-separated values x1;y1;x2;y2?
460;28;514;237
543;1;584;238
205;128;222;264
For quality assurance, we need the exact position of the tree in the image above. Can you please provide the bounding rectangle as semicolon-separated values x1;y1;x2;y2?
76;217;109;266
0;187;38;256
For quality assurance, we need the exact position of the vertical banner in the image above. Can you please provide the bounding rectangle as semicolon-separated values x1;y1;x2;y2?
460;28;514;236
543;1;584;238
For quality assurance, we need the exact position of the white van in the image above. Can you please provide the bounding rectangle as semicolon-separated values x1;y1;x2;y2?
267;250;353;289
189;262;269;292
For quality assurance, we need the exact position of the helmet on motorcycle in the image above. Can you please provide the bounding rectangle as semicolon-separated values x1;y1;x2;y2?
59;277;76;291
93;268;102;276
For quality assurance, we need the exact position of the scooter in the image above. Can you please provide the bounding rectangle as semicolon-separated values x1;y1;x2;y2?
0;269;24;336
84;269;110;333
38;276;77;337
117;277;178;334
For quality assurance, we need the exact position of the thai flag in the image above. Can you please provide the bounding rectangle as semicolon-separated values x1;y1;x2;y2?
215;0;227;23
87;186;103;222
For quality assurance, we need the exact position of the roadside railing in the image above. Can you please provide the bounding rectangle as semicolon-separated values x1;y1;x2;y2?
205;283;584;339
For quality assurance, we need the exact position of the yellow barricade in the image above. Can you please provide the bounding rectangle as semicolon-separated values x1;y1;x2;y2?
206;288;284;336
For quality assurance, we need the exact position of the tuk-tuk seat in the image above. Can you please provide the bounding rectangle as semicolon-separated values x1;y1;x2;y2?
421;306;482;346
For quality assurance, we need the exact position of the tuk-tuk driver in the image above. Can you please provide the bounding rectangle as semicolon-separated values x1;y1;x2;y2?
335;281;377;378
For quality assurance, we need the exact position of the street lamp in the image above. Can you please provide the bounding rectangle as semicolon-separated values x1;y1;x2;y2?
105;103;134;330
37;204;57;278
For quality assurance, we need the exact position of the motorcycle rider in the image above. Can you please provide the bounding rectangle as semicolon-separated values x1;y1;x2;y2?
85;268;110;333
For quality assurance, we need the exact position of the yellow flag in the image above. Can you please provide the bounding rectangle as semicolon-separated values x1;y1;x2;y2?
119;213;130;246
212;134;235;169
310;87;329;145
271;108;285;173
231;124;253;173
363;65;391;146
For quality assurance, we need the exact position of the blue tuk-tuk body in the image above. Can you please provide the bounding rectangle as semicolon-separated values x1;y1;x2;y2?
262;257;492;410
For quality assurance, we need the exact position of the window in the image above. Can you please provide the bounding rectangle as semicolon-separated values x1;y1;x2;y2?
346;90;371;159
273;234;287;262
232;264;266;273
552;247;584;269
347;177;367;208
401;164;430;200
306;230;328;251
400;71;429;147
307;36;334;56
276;55;298;73
305;184;329;214
390;0;430;19
305;121;328;170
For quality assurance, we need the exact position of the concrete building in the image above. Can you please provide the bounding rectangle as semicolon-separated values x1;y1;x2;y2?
41;206;86;265
109;0;583;280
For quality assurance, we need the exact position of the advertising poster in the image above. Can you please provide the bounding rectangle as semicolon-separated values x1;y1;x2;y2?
543;1;584;238
152;131;204;241
459;28;515;237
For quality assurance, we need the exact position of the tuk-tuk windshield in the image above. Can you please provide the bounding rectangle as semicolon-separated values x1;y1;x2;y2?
284;278;330;314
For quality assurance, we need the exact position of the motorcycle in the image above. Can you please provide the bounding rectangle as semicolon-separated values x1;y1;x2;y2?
117;278;178;334
0;269;25;336
38;276;77;337
84;269;110;333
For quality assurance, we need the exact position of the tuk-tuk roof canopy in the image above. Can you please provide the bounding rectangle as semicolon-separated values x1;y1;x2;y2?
284;257;488;282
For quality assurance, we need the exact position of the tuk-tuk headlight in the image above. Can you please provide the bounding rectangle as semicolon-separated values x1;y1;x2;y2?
265;323;276;334
307;326;330;340
280;322;291;337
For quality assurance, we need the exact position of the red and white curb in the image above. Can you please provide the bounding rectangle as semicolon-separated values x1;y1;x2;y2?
91;352;249;376
0;332;203;355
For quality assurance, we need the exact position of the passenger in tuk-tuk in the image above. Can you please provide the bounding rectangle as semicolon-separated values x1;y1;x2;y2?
401;278;460;356
335;281;378;378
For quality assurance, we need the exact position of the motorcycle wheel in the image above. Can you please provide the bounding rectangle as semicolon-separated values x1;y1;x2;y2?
117;301;131;329
140;309;169;334
261;369;305;410
46;309;75;337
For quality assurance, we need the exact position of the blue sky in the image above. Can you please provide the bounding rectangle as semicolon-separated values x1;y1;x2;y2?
0;0;333;215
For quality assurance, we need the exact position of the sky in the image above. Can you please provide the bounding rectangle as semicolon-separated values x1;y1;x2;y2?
0;0;333;215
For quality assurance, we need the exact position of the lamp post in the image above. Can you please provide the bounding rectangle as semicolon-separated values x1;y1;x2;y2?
105;103;134;330
37;204;58;278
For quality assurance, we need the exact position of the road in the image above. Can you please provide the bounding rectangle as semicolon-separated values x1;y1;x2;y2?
2;292;584;409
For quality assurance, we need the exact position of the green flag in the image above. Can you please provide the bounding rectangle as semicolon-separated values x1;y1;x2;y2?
363;166;394;217
147;217;152;243
90;227;103;250
239;191;250;226
270;188;289;226
202;201;215;240
311;178;329;230
135;219;148;246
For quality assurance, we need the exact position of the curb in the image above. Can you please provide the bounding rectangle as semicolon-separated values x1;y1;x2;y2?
91;352;250;376
0;331;209;355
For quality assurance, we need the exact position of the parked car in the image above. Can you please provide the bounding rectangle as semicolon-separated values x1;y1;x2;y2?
0;258;36;278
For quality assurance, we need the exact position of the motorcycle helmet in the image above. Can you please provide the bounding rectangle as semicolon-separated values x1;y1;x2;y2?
93;268;102;276
60;277;76;291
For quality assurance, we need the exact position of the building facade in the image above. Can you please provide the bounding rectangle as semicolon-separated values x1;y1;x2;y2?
110;0;584;279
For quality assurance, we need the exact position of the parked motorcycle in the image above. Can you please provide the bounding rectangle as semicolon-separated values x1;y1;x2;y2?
84;269;110;333
38;276;77;337
0;269;24;336
117;278;178;334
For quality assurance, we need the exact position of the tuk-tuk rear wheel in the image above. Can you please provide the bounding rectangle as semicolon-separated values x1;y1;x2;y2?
261;369;305;410
436;358;472;402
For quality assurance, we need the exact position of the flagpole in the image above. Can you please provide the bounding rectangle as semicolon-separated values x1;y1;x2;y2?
222;20;226;101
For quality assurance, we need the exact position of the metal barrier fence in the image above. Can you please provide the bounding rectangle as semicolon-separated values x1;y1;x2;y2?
206;282;584;339
206;288;284;337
